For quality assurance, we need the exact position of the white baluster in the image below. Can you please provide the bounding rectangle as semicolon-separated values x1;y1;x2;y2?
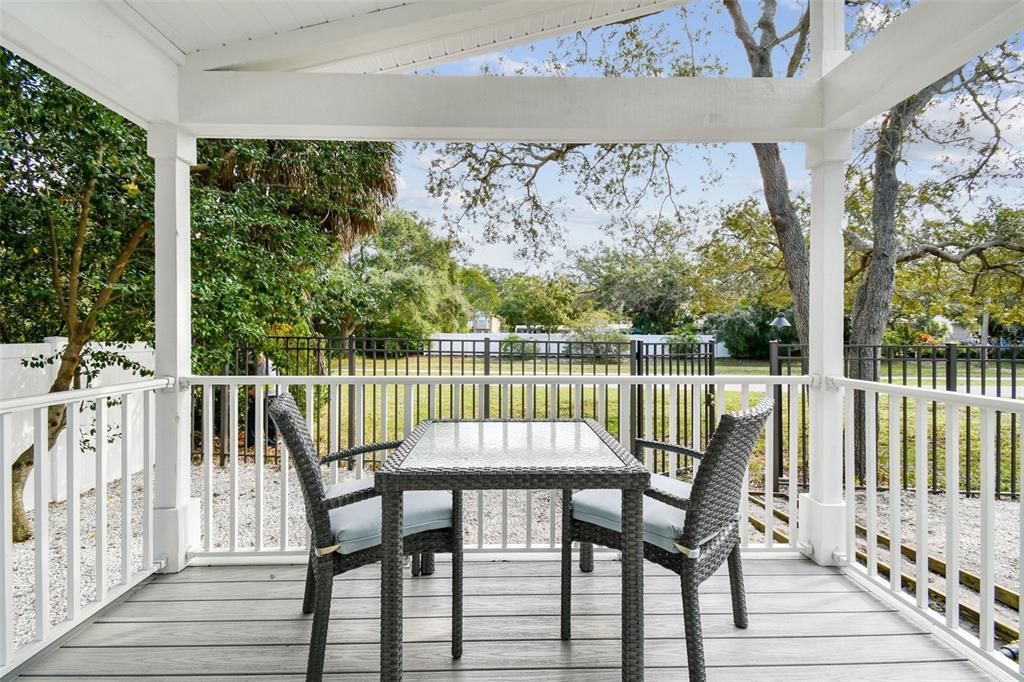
202;387;213;552
66;404;81;621
142;391;154;571
978;407;995;651
95;399;107;602
0;413;12;664
914;399;928;608
889;395;902;594
945;402;959;631
865;389;878;579
120;394;132;584
34;407;49;638
229;387;239;552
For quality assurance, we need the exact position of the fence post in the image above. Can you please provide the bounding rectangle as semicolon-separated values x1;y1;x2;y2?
629;340;642;457
347;336;356;447
769;340;782;493
483;337;492;418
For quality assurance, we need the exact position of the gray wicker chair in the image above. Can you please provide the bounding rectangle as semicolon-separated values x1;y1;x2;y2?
268;393;462;681
561;396;773;682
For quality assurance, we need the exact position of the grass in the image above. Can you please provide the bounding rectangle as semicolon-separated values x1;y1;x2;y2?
201;381;1022;496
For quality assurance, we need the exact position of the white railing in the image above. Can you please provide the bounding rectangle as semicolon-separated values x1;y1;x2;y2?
834;376;1024;678
185;374;810;558
0;377;170;675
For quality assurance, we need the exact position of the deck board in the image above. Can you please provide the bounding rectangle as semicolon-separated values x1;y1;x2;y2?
15;555;994;681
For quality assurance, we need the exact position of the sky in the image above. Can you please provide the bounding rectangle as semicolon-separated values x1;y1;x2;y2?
390;1;1023;273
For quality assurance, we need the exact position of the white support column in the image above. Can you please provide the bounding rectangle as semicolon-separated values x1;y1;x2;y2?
148;123;199;573
799;128;851;566
798;0;852;567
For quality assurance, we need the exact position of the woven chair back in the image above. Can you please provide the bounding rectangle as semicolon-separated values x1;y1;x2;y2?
268;392;335;550
680;396;773;550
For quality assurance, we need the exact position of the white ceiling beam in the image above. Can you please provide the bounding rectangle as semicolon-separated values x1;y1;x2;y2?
0;1;180;126
185;0;682;73
823;0;1024;129
179;71;820;143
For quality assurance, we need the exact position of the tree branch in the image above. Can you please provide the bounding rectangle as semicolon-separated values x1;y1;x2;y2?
47;212;67;331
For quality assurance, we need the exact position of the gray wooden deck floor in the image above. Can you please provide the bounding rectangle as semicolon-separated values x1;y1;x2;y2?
15;554;993;681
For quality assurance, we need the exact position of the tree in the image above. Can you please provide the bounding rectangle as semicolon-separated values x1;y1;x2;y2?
191;138;399;372
722;0;1024;476
1;49;155;540
707;303;799;360
1;50;400;539
692;198;799;316
312;210;470;341
459;267;500;314
423;4;1024;478
495;274;578;332
574;218;695;333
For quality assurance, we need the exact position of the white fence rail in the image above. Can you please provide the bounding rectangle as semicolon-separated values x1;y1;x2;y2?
834;376;1024;678
0;378;169;675
185;374;810;558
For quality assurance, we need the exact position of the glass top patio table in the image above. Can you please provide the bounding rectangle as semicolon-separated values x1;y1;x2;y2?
376;419;649;681
400;420;625;470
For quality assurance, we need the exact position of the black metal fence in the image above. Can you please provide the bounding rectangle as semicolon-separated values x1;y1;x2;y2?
215;335;721;475
771;341;1024;498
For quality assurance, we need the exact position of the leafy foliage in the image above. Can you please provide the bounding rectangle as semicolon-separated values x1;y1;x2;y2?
312;210;470;342
494;274;578;332
706;303;798;360
574;219;695;333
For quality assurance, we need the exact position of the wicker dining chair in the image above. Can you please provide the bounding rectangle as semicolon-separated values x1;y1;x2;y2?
268;393;462;681
561;396;773;682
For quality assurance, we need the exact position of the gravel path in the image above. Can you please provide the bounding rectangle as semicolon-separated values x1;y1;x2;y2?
852;490;1020;591
12;474;146;649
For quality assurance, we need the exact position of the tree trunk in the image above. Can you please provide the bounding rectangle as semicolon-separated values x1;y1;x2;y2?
10;334;84;541
752;142;811;349
847;76;951;480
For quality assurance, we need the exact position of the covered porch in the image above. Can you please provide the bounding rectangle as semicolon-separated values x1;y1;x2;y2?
2;0;1024;681
14;554;990;681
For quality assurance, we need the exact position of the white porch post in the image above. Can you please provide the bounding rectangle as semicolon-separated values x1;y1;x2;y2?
799;129;851;566
798;0;852;566
148;123;200;573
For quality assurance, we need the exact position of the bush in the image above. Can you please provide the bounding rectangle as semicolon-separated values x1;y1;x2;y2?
706;304;797;360
568;326;629;362
499;334;532;359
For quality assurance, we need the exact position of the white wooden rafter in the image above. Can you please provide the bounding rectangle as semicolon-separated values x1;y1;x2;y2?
823;0;1024;129
180;71;819;142
183;0;685;73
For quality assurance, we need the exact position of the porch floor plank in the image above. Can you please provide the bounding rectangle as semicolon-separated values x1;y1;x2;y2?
14;555;996;681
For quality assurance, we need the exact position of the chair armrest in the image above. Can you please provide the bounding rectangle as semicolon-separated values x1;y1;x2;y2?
320;440;403;466
644;487;689;510
634;438;704;461
323;486;379;510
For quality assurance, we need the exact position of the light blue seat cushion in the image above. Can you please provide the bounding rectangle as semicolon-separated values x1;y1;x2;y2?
571;474;692;554
325;477;453;555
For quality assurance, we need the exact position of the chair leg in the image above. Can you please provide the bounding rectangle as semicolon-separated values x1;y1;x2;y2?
452;491;464;659
681;571;706;682
579;542;594;573
422;551;435;576
560;489;572;640
411;553;422;576
727;545;748;629
306;561;334;682
301;556;316;615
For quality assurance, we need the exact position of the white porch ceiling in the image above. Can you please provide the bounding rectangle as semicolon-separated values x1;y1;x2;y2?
1;0;1022;142
116;0;684;73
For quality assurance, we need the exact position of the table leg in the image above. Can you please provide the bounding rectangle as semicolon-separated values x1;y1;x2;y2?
380;489;404;681
621;487;644;681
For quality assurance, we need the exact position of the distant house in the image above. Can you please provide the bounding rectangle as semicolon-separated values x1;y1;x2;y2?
470;312;502;334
